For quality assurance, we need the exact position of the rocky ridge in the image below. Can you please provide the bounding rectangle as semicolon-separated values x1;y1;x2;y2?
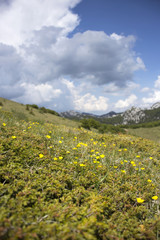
60;102;160;125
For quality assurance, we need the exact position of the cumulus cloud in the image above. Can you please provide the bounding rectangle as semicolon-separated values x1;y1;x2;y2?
0;0;146;113
53;31;145;85
63;79;109;112
154;75;160;88
0;43;25;98
142;90;160;104
141;75;160;105
115;94;138;109
74;94;108;112
21;30;145;88
141;87;150;92
18;83;62;104
104;81;139;95
0;0;81;47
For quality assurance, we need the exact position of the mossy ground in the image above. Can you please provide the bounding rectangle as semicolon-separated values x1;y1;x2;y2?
0;107;160;239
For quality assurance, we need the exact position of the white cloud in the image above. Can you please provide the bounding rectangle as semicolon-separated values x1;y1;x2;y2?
74;94;108;112
142;90;160;104
15;83;62;105
141;75;160;105
154;75;160;88
0;0;81;47
54;31;145;85
141;87;150;92
104;81;139;95
115;94;137;109
63;79;108;112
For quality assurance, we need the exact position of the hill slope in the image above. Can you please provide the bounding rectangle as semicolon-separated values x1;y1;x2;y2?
0;97;79;128
0;103;160;239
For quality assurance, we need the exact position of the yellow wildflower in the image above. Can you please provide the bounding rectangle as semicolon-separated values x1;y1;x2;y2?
39;154;44;158
79;164;85;167
46;135;51;139
2;123;6;126
136;198;144;203
147;179;152;183
93;160;100;164
152;196;158;200
54;157;58;160
12;136;16;139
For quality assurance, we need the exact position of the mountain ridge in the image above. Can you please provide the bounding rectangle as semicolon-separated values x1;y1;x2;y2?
60;102;160;125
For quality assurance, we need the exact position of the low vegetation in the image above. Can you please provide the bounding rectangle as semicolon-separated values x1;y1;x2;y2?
127;127;160;143
0;103;160;239
0;97;78;128
80;118;125;134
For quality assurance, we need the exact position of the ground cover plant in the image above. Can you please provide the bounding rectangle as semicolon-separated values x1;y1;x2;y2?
0;107;160;239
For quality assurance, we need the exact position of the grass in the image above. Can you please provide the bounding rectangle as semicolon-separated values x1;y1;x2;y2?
0;104;160;239
127;127;160;143
0;97;79;128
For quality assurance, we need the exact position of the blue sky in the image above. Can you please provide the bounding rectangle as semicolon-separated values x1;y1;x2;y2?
0;0;160;114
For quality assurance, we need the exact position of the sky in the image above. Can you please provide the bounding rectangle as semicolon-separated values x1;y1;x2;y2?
0;0;160;114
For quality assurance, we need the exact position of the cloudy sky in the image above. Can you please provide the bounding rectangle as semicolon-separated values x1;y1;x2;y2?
0;0;160;114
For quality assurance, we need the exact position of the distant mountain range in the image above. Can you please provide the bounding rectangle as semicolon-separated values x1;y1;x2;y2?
60;102;160;125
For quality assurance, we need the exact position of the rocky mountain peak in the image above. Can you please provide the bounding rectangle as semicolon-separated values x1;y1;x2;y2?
122;106;145;125
150;102;160;109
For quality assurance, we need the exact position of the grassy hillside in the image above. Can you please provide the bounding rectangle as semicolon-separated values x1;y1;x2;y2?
0;97;79;128
127;126;160;143
0;104;160;239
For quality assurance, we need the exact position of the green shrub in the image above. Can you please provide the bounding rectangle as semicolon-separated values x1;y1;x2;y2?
80;118;91;129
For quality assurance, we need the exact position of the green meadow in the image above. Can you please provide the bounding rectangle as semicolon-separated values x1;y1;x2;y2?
0;98;160;239
128;127;160;143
